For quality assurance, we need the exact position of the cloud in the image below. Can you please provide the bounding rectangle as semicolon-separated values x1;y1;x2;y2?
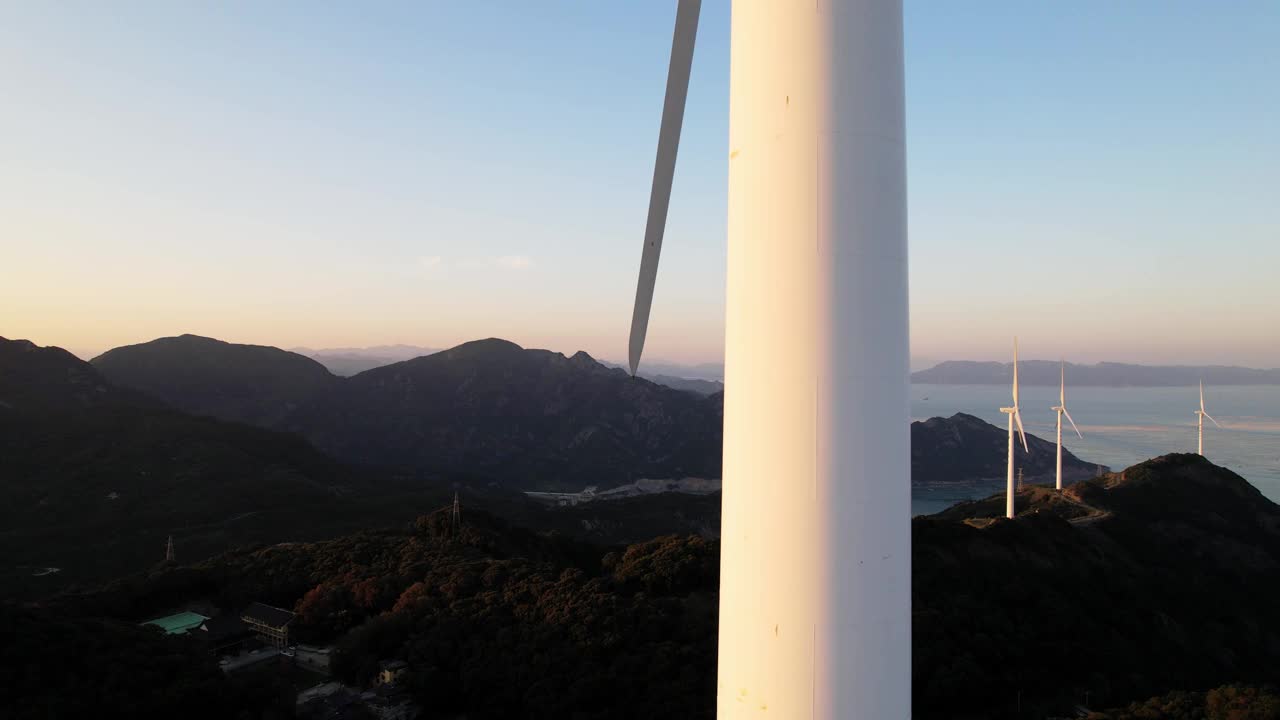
415;255;534;272
494;255;533;270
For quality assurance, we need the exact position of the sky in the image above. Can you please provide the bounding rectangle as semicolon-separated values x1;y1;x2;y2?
1;2;1276;369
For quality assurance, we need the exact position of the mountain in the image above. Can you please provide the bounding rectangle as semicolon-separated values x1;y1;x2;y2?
915;454;1280;717
284;339;724;490
0;337;447;596
292;344;439;376
912;360;1280;386
84;335;1112;492
911;412;1104;485
0;338;156;413
92;335;337;426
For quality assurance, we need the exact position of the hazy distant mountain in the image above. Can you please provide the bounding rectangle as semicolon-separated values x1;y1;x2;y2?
912;412;1103;485
597;360;725;395
603;359;724;382
292;344;439;376
92;335;337;426
285;338;724;490
912;360;1280;386
638;374;723;396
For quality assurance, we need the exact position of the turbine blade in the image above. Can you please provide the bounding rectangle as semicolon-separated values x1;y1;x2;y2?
1014;409;1029;452
1012;337;1020;405
1204;412;1222;429
1063;407;1083;439
1200;380;1205;412
628;0;702;376
1060;360;1065;405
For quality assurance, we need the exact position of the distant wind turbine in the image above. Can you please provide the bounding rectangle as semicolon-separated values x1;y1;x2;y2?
1196;380;1221;456
1051;361;1083;491
1000;338;1029;519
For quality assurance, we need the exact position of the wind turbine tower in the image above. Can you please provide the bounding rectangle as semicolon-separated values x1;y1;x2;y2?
626;1;910;716
1000;339;1029;518
1051;361;1083;491
165;535;175;563
1196;380;1221;456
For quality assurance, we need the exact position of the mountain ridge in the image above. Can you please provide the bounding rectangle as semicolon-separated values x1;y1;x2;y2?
88;334;1109;491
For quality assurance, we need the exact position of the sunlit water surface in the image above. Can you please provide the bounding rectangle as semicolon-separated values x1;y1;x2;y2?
910;384;1280;516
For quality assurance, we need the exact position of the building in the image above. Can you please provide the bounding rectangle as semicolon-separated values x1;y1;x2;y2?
241;602;296;649
199;614;253;655
378;660;408;686
297;683;419;720
141;611;209;635
296;644;333;672
363;685;419;720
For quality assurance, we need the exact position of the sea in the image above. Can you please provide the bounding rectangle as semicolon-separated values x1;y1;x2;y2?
910;384;1280;516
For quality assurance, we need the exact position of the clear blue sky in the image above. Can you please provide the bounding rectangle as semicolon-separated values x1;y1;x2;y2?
2;2;1276;368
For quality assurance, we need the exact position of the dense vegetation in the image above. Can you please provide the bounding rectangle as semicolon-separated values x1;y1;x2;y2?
917;455;1280;717
18;455;1276;719
0;605;295;719
1086;685;1280;719
47;511;718;719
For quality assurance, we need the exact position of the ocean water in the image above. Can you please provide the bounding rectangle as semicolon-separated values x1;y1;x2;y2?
910;384;1280;516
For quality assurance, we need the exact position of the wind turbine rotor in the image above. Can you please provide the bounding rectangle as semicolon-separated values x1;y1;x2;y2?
1059;360;1065;405
1063;407;1083;439
1012;337;1021;406
627;0;702;376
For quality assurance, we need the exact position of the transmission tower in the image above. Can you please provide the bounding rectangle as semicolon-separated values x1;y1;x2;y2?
450;492;462;536
1016;468;1025;491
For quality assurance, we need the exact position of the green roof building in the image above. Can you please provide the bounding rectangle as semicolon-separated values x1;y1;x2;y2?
141;611;209;635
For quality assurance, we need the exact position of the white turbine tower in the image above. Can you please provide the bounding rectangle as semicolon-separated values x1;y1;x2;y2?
627;1;910;717
1051;361;1083;491
1196;380;1221;456
1000;339;1029;518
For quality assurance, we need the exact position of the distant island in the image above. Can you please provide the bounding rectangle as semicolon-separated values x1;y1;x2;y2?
912;360;1280;386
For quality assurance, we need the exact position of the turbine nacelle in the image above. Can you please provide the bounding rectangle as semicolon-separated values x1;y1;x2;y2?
1000;406;1029;452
